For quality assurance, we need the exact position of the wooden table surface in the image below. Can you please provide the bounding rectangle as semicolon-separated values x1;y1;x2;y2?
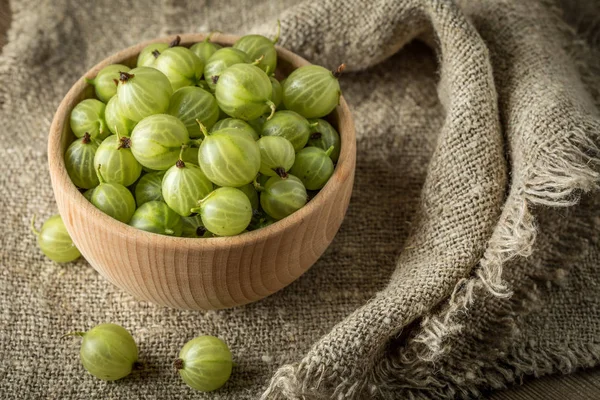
0;1;597;398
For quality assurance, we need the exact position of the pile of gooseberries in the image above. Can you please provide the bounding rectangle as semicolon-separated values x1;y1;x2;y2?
65;31;344;238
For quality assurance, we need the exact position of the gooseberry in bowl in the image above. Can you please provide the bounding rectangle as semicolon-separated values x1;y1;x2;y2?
47;33;355;310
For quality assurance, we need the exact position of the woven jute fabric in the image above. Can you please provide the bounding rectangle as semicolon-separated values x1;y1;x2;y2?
1;0;599;399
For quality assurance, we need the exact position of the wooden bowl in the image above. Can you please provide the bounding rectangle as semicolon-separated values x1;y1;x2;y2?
48;33;356;310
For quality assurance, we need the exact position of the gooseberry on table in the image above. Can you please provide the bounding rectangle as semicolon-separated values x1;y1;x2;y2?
175;335;233;392
31;214;80;263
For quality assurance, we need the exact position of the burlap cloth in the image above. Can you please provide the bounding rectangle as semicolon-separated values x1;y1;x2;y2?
1;0;600;398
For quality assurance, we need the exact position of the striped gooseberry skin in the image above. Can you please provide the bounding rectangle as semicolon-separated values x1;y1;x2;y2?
260;174;308;220
129;201;183;236
137;42;169;67
78;323;138;381
237;183;259;210
36;214;81;263
233;34;277;73
198;130;260;187
167;87;219;138
94;135;142;187
204;47;250;91
154;47;204;91
65;133;100;189
282;65;341;119
181;214;213;238
91;181;136;223
130;114;190;171
307;118;341;162
176;336;233;392
196;187;252;236
257;136;295;177
70;99;108;140
190;40;222;65
270;76;283;108
134;171;165;206
105;95;136;136
215;63;274;121
182;146;199;165
83;188;95;202
89;64;130;103
211;118;258;140
162;161;213;217
117;67;173;122
260;110;311;152
289;146;335;190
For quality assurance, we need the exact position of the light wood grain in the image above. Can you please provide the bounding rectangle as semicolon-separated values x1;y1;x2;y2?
48;33;356;310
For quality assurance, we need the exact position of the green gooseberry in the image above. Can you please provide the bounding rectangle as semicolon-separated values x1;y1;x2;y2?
94;133;142;187
215;63;276;121
257;136;295;178
91;167;136;223
211;118;258;140
31;214;80;263
197;124;260;187
248;114;267;134
232;23;280;73
238;183;259;210
259;174;307;220
130;114;190;171
137;42;169;67
83;188;95;202
67;323;138;381
270;76;282;108
307;119;341;162
175;335;233;392
129;201;183;236
181;145;199;165
190;187;252;236
167;87;219;138
65;132;100;189
105;95;136;136
204;47;250;91
181;214;213;238
117;67;173;122
282;64;344;118
260;110;314;152
70;98;108;140
154;47;204;91
247;210;276;231
134;171;165;206
87;64;130;103
289;146;335;190
190;33;222;65
162;151;213;217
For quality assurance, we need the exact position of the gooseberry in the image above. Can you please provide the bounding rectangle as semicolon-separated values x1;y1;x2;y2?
189;33;222;65
137;42;169;67
105;95;136;136
129;200;183;236
134;171;165;206
91;166;136;223
215;63;275;121
232;25;279;73
181;214;213;238
83;188;95;202
289;146;335;190
190;187;252;236
67;323;138;381
94;132;142;187
87;64;130;103
282;64;344;118
307;119;341;162
259;175;307;220
130;114;190;171
203;47;250;91
167;87;219;137
270;76;283;108
211;118;258;140
154;46;204;91
117;67;173;122
175;335;233;392
260;110;313;152
70;99;108;140
65;132;100;189
31;214;80;263
256;136;295;178
237;183;259;210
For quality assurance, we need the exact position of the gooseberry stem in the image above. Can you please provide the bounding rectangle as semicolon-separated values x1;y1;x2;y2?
169;35;181;47
205;31;220;43
195;119;209;139
251;55;265;66
176;145;188;168
174;358;185;370
119;71;134;83
273;20;281;44
253;177;265;192
85;78;95;86
333;64;346;79
62;331;86;339
266;101;276;120
274;167;288;179
82;132;92;144
30;215;40;236
165;229;175;235
97;164;106;184
325;145;334;157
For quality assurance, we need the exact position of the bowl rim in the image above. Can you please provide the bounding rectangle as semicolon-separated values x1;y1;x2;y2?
48;33;356;250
